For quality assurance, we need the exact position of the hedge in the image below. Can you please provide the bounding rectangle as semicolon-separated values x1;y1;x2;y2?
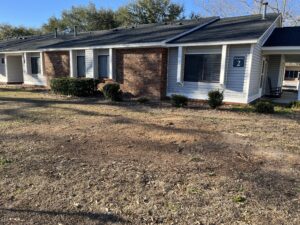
50;78;100;97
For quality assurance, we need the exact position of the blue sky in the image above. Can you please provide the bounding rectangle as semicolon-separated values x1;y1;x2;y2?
0;0;203;28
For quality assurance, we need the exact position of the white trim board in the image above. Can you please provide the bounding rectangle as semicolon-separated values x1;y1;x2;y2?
247;92;261;103
1;39;260;54
245;44;255;99
258;14;282;46
166;39;258;47
167;92;248;104
262;46;300;51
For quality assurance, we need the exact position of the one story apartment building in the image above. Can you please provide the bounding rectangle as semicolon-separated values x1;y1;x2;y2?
0;10;300;103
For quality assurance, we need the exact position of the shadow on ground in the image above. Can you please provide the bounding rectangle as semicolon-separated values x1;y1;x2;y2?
0;208;129;224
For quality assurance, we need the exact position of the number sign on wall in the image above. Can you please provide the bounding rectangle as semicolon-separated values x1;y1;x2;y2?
233;56;245;68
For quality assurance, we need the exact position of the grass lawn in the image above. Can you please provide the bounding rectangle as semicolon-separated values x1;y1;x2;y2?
0;86;299;225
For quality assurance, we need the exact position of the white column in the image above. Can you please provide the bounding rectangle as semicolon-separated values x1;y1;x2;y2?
4;54;8;83
70;50;75;77
278;55;285;87
298;83;300;100
220;45;228;87
177;46;184;84
108;48;113;80
39;52;44;76
24;53;30;75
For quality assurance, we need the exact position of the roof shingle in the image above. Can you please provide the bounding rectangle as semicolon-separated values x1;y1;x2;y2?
168;13;279;44
0;17;216;52
0;14;279;52
264;27;300;47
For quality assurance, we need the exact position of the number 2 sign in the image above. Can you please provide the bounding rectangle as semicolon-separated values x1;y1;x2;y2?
233;56;245;67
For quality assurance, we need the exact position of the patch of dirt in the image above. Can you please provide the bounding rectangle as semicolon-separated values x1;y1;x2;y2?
0;87;299;224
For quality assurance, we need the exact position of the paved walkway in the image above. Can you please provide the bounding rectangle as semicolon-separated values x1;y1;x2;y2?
265;91;298;104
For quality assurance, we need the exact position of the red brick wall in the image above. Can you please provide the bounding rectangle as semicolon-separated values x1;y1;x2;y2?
116;48;168;99
43;51;70;85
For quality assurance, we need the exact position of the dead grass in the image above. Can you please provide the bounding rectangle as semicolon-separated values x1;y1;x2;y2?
0;86;299;225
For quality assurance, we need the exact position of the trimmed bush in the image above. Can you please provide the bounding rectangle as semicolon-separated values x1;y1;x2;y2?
50;78;70;95
254;101;275;114
50;78;100;97
171;94;188;107
208;90;224;109
289;100;300;109
137;97;149;104
102;82;122;101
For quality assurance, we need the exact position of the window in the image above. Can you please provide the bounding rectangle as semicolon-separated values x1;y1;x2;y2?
77;56;86;77
31;57;40;75
1;58;4;64
285;70;300;80
98;55;109;78
184;54;221;82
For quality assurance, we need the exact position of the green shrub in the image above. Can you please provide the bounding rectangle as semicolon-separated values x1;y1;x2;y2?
102;83;122;101
137;97;149;104
171;94;188;107
50;78;70;95
289;100;300;109
254;101;275;114
208;90;224;109
50;78;100;97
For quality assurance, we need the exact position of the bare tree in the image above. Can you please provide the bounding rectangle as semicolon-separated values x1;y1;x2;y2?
195;0;299;25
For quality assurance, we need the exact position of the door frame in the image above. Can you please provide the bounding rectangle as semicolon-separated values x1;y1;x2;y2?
76;55;86;77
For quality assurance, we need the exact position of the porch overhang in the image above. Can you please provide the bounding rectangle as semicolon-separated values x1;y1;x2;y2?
262;46;300;55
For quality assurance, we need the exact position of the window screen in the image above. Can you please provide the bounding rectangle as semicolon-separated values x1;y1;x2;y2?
77;56;86;77
98;55;108;78
184;54;221;82
31;57;40;75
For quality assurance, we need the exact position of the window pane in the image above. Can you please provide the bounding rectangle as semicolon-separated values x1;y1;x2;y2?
31;57;40;75
184;54;221;82
98;55;108;78
77;56;86;77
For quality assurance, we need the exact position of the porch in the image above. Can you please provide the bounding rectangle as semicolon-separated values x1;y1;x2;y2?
261;52;300;103
263;90;298;104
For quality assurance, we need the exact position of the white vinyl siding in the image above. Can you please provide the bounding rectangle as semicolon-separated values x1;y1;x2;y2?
226;45;251;93
246;15;281;101
248;44;262;97
85;49;94;78
23;52;47;86
0;54;6;83
167;46;251;103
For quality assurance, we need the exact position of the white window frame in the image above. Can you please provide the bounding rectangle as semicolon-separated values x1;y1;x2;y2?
182;52;223;84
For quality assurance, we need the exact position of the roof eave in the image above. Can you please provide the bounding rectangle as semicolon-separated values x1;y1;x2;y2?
165;39;258;47
258;14;282;46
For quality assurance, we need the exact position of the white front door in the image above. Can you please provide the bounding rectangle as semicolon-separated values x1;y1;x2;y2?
259;58;268;96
